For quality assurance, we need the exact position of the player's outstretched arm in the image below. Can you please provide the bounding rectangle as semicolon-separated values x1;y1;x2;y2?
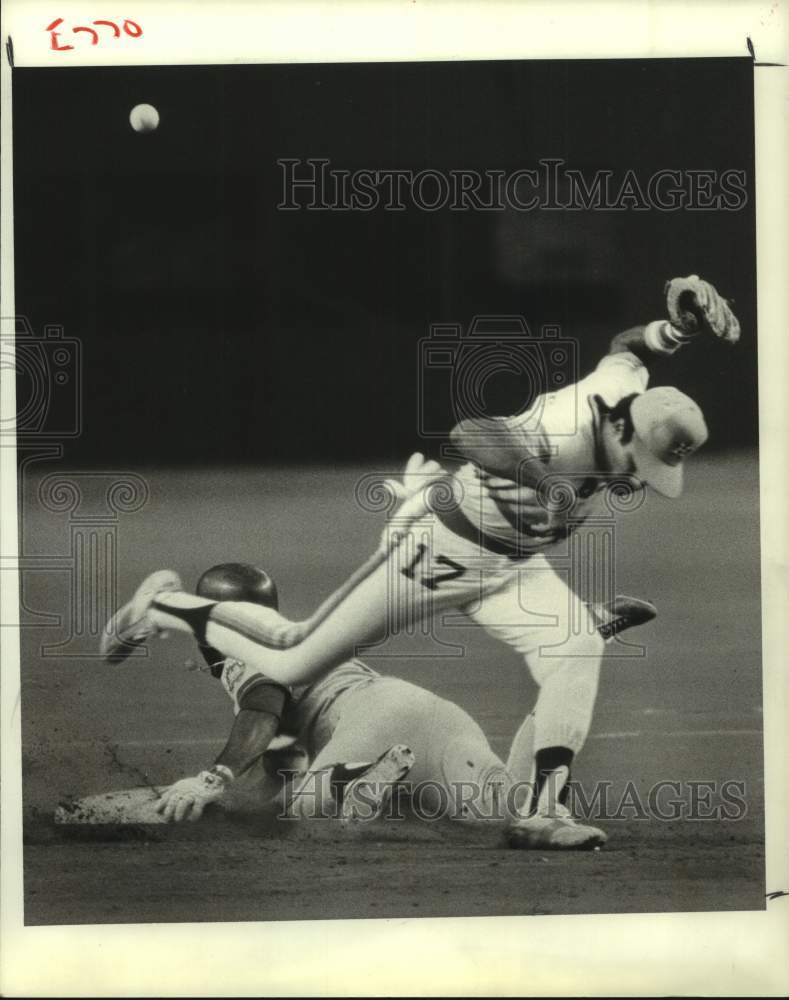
156;683;286;822
608;274;740;367
214;702;282;777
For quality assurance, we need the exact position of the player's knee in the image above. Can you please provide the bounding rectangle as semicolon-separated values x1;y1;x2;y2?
526;629;603;687
535;628;604;666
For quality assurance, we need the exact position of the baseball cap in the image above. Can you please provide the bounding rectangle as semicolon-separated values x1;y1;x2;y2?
629;387;708;498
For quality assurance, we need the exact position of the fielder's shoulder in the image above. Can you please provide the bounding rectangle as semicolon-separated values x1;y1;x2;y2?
590;349;649;400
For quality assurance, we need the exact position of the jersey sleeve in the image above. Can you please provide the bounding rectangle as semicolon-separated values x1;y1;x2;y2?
450;412;553;482
583;350;649;404
220;659;291;716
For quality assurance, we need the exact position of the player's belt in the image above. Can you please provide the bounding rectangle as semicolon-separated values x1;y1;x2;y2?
435;505;531;560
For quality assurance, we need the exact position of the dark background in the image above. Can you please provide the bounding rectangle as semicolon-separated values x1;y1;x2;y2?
13;58;757;465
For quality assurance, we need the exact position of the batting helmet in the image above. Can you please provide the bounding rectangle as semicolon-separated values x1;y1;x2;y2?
196;562;279;610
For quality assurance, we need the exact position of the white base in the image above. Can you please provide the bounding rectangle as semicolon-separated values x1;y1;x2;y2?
54;786;166;825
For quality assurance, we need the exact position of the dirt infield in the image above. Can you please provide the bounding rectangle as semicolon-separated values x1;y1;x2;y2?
19;455;765;924
24;813;764;924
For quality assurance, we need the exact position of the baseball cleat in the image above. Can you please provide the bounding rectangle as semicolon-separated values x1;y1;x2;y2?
100;569;182;664
338;744;415;822
505;804;608;851
589;594;657;641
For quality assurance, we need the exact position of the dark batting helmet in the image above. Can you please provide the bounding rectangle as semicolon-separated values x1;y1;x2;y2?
194;563;279;677
196;562;279;610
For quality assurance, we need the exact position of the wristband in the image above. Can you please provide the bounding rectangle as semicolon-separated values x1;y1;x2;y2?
644;319;695;356
207;764;235;784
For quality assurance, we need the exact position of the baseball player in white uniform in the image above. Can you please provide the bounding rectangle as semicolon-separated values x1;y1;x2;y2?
102;275;740;849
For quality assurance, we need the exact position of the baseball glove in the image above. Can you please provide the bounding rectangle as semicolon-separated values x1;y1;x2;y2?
664;275;740;344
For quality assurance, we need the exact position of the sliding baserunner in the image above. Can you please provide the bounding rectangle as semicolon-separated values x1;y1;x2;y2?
149;563;655;848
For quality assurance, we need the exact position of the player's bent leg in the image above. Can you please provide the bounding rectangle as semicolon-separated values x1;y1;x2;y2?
421;701;511;825
287;676;451;822
468;557;606;757
288;682;512;827
502;639;611;849
527;637;604;757
286;746;415;822
468;557;609;847
508;640;606;848
119;515;505;686
502;713;607;848
339;745;416;822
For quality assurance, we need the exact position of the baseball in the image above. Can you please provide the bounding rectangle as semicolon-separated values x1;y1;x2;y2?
129;103;160;133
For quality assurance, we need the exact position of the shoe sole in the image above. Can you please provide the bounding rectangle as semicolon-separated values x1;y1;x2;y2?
101;569;181;664
341;744;415;822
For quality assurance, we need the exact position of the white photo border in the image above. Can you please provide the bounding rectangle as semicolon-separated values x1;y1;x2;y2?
1;1;787;996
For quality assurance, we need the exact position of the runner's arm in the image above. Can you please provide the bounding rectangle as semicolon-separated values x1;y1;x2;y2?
214;682;288;777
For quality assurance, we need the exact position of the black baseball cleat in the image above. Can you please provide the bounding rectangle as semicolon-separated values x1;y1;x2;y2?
589;594;657;641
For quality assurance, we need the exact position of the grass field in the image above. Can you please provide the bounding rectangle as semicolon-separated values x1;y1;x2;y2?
19;453;765;923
